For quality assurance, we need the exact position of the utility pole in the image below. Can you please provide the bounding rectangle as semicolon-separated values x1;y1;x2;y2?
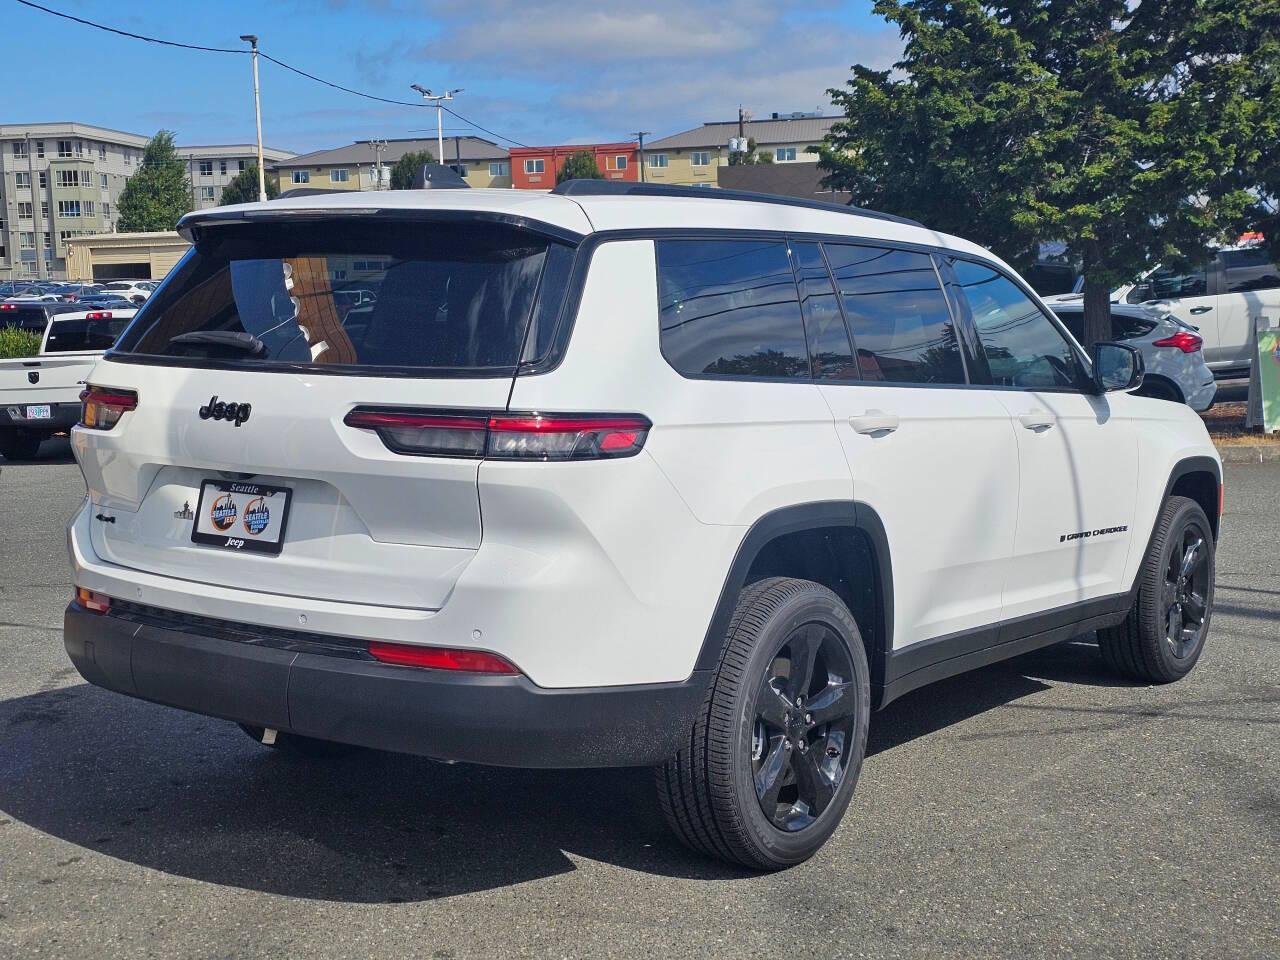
240;35;267;202
632;131;650;182
410;85;463;164
455;134;462;176
368;139;388;189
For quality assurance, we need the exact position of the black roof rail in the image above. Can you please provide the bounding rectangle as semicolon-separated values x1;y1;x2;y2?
550;179;924;228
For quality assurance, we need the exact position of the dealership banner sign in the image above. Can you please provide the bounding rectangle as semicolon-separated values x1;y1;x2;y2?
1258;317;1280;432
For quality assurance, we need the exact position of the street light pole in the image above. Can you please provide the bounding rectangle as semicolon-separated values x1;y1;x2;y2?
240;34;267;202
410;85;463;164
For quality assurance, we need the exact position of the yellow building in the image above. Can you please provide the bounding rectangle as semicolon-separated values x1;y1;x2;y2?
271;136;512;192
64;231;190;282
642;114;838;188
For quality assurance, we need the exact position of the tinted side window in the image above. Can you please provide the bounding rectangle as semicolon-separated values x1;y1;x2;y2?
955;260;1086;389
1050;309;1155;342
824;244;965;385
1221;248;1280;293
657;239;808;379
1127;263;1208;303
791;242;855;380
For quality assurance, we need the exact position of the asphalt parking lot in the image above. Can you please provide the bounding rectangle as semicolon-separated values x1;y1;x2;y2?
1;441;1277;959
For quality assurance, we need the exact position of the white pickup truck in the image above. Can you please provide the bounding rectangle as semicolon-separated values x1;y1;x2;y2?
0;302;135;461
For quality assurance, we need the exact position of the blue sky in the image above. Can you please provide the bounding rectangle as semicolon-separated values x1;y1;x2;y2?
5;1;899;154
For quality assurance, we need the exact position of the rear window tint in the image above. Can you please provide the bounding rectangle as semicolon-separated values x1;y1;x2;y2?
45;316;130;352
657;238;809;379
114;220;573;374
1051;309;1157;342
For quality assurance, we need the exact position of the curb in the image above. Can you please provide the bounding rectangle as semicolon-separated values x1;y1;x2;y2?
1215;443;1280;464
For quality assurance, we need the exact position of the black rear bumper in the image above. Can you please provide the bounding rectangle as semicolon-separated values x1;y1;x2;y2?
64;602;709;768
0;401;79;431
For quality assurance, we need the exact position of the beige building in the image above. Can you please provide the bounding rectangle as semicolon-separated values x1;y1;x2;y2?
273;137;512;192
180;143;296;210
64;230;190;282
642;113;837;188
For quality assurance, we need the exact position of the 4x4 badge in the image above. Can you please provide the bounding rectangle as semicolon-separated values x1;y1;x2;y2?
174;501;194;521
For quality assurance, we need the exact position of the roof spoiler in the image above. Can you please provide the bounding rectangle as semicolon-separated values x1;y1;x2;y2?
550;179;923;228
412;164;470;189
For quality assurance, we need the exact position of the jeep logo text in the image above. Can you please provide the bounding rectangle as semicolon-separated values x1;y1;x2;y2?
198;395;252;427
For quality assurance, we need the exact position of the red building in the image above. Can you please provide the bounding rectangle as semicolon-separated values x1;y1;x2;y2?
509;142;639;189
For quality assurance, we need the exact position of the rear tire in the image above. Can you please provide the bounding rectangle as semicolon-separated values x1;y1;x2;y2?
236;723;361;758
0;431;42;462
1098;496;1214;683
656;577;870;870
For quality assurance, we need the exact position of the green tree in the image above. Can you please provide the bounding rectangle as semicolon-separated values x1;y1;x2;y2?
116;130;193;232
0;326;42;359
728;137;774;166
389;149;436;190
219;164;280;205
818;0;1280;348
556;150;604;183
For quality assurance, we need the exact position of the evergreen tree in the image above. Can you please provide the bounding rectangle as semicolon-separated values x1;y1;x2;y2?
390;149;436;189
116;130;193;232
556;150;604;183
219;164;280;205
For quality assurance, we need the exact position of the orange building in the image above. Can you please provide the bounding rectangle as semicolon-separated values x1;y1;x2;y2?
508;142;639;189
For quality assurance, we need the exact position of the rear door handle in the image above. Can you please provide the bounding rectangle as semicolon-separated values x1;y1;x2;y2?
1018;411;1056;431
1189;305;1213;315
849;410;900;435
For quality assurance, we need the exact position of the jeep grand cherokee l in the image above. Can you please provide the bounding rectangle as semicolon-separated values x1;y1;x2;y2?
64;182;1221;869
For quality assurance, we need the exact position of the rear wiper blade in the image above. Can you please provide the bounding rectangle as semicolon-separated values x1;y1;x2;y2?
167;330;268;357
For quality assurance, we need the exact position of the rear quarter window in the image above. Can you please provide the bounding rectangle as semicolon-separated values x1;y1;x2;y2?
656;238;809;379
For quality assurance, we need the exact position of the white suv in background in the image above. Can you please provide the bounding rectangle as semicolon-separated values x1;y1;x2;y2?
64;182;1222;869
1115;245;1280;377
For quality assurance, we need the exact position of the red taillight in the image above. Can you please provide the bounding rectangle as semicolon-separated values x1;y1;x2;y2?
344;409;651;460
1153;331;1202;353
79;385;138;430
84;311;113;320
367;641;519;674
0;303;15;311
74;586;111;613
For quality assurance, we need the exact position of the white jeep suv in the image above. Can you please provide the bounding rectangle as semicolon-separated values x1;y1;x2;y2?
64;182;1222;870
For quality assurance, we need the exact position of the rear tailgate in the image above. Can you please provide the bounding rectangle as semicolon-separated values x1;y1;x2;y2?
0;355;93;407
76;213;579;611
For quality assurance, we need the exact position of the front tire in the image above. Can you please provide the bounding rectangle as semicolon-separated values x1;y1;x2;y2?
0;430;42;462
657;577;870;870
1099;496;1214;682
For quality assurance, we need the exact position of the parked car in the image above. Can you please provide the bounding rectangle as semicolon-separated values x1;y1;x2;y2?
100;280;155;304
1115;244;1280;377
63;183;1221;870
51;282;105;302
0;281;38;298
0;302;135;460
1046;301;1217;410
6;284;64;302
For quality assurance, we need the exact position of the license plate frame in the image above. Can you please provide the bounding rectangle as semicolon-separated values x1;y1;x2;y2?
25;404;51;420
190;480;292;556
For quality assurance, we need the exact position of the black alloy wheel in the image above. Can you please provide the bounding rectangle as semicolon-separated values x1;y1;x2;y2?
750;623;859;832
1163;521;1210;659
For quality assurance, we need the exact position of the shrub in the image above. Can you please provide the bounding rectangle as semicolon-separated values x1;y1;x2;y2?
0;326;42;359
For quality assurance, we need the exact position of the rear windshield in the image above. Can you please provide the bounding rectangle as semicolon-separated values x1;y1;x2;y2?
0;305;60;334
113;219;575;374
45;315;131;353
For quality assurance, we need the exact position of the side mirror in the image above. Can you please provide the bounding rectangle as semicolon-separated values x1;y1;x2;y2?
1091;342;1144;393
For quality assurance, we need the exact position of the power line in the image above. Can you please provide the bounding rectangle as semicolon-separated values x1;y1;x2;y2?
13;0;530;147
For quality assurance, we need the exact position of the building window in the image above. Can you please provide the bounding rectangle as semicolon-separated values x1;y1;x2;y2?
19;232;35;250
775;147;797;162
125;149;132;165
99;143;107;160
84;200;95;217
690;151;711;167
691;182;713;189
292;170;310;184
219;160;227;176
59;230;74;245
58;140;73;158
200;186;215;201
238;159;246;173
489;161;510;177
75;140;84;157
55;170;82;188
606;155;628;171
57;200;82;218
102;202;110;218
35;140;44;158
100;173;109;190
17;202;33;220
12;140;28;158
524;158;545;174
330;169;350;183
15;172;30;189
38;171;47;189
648;154;669;168
352;260;387;272
40;201;48;219
198;160;213;176
331;269;347;281
43;233;52;251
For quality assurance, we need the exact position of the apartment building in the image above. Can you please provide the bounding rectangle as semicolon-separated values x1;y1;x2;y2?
0;122;296;280
181;143;297;209
642;113;837;187
508;142;639;189
273;137;512;192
